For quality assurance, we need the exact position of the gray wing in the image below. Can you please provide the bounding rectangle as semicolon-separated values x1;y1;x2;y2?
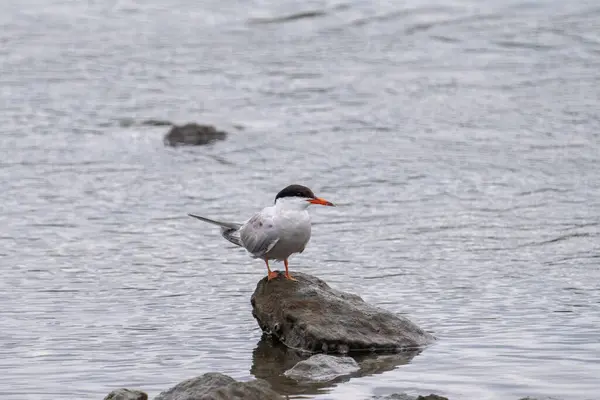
239;212;279;258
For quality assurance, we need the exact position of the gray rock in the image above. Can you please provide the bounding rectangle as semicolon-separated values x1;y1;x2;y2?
250;337;421;397
163;123;227;146
251;272;435;353
283;354;360;382
372;395;449;400
103;388;148;400
153;372;282;400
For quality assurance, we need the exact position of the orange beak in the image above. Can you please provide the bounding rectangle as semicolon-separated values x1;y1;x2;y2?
308;197;335;207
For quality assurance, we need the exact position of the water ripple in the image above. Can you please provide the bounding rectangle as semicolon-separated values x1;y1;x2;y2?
1;0;600;400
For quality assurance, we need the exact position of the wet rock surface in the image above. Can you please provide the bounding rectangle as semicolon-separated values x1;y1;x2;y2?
251;272;435;353
153;372;282;400
283;354;360;382
163;123;227;146
103;388;148;400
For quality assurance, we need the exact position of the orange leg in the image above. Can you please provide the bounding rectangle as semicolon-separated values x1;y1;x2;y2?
265;259;278;281
284;259;297;281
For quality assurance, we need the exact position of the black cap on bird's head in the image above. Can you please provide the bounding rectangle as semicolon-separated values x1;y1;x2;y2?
274;184;335;206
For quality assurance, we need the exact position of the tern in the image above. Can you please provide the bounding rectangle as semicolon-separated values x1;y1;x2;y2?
188;184;335;281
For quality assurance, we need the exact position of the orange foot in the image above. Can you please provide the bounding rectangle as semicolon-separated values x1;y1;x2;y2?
284;272;298;281
267;271;280;281
283;259;297;281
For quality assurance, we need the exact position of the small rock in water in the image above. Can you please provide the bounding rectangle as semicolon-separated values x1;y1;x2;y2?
163;123;227;146
372;394;449;400
103;388;148;400
251;272;435;353
154;372;282;400
283;354;360;382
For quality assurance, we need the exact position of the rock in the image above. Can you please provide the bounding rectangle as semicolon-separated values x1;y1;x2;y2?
250;337;330;396
250;272;435;354
283;354;360;382
103;388;148;400
372;394;448;400
163;123;227;146
154;372;282;400
250;337;421;397
250;337;307;383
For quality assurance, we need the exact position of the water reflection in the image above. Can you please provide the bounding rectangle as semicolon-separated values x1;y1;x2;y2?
250;336;422;397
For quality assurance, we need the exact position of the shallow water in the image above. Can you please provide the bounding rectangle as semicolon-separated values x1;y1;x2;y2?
1;0;599;399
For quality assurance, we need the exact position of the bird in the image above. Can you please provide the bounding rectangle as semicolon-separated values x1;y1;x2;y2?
188;184;335;281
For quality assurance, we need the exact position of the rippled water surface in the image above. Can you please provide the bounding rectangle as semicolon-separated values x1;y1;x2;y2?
1;0;599;399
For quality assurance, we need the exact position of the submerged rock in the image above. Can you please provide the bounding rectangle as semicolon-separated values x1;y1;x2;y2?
251;272;435;354
283;353;360;382
103;388;148;400
154;372;282;400
163;123;227;146
250;337;421;397
372;395;449;400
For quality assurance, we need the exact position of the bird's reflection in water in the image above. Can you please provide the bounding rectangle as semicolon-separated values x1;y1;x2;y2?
250;336;422;397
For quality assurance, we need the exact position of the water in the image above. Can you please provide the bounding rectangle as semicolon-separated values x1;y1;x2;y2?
1;0;599;399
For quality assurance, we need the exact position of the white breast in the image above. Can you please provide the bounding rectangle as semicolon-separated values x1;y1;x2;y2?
266;210;311;261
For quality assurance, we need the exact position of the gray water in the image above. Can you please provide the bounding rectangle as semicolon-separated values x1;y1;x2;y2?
1;0;600;399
